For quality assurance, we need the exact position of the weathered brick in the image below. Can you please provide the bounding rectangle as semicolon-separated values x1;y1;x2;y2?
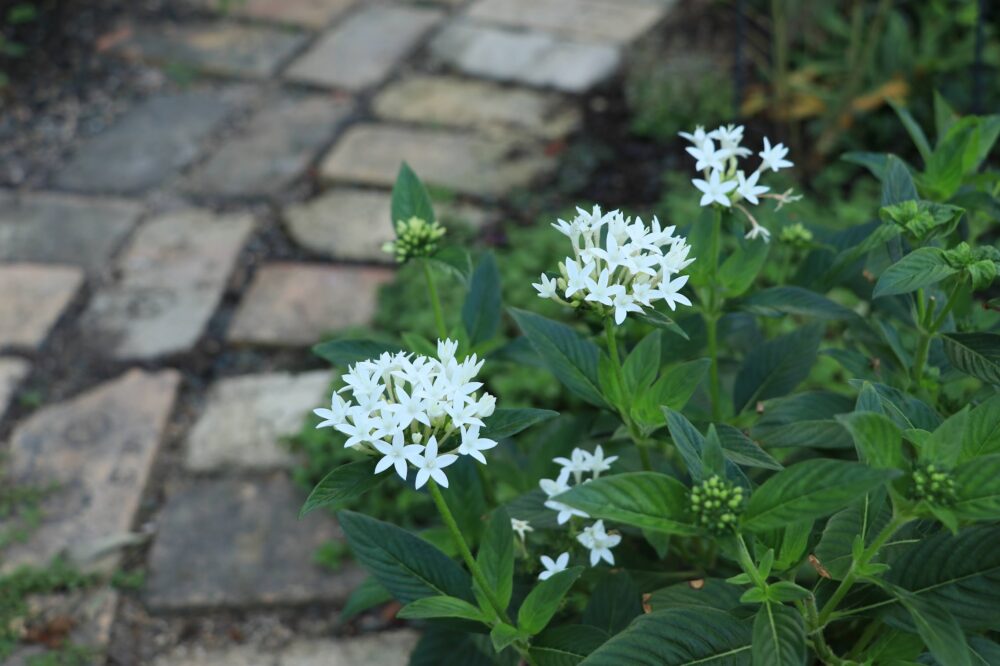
466;0;667;42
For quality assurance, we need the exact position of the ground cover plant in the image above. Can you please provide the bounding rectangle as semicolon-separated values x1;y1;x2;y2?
299;100;1000;665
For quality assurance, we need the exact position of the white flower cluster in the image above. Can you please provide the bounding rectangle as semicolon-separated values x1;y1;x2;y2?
314;339;497;490
534;206;694;324
681;124;799;242
536;446;622;574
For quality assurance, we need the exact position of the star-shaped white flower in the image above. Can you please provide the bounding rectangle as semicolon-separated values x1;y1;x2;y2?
745;223;772;243
692;169;737;207
372;431;422;481
511;518;533;543
389;385;430;428
412;436;458;489
553;448;590;485
540;470;589;524
457;425;498;465
736;170;769;205
678;125;708;150
584;445;618;478
533;274;558;299
335;412;377;449
654;274;692;311
611;290;641;325
314;392;350;429
577;520;621;567
759;137;793;172
584;268;624;307
685;138;731;172
538;552;570;581
564;259;594;298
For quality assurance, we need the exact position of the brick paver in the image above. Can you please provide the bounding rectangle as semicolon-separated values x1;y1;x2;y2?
200;0;358;28
466;0;667;43
0;263;83;349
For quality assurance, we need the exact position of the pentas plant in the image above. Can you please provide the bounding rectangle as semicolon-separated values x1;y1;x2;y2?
302;108;1000;666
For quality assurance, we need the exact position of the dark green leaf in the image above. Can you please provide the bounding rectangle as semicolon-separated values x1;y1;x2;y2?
633;359;709;426
889;100;932;163
300;461;386;517
519;567;584;635
742;460;897;532
751;603;805;666
338;510;471;604
740;286;857;320
623;331;661;396
639;310;690;340
960;395;1000;461
842;151;889;179
715;424;783;471
582;571;642;636
477;508;514;610
942;333;1000;385
555;472;697;536
894;590;971;666
340;576;392;621
922;407;968;467
814;491;891;580
398;595;488;622
836;412;904;469
873;248;958;298
579;608;752;665
392;161;435;225
703;425;726;478
733;324;822;413
510;308;606;407
312;339;404;367
428;246;473;283
752;391;855;450
491;623;523;652
462;252;502;346
530;625;609;666
933;91;958;141
882;155;918;206
720;239;770;297
847;380;942;431
409;629;509;666
954;454;1000;520
481;408;560;440
646;578;744;613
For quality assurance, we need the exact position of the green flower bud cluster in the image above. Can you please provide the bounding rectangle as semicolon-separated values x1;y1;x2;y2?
910;462;957;507
382;216;446;263
690;475;745;535
778;223;813;247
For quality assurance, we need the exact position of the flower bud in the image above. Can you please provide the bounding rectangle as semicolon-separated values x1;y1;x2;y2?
910;461;957;507
690;475;745;535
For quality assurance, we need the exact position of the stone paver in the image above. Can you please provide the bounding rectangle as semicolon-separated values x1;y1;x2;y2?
2;369;181;571
286;5;444;90
117;23;307;78
186;95;354;197
372;75;581;138
201;0;357;28
80;210;253;359
466;0;667;43
151;631;419;666
0;263;83;349
185;370;331;471
145;475;364;609
54;90;231;194
228;263;392;346
7;588;119;666
284;188;489;263
430;22;620;93
0;357;30;417
0;191;142;273
319;124;555;195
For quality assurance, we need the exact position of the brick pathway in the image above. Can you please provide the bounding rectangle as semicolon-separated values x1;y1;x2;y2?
0;0;674;661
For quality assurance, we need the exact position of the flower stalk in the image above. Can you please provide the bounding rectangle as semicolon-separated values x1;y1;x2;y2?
422;259;448;340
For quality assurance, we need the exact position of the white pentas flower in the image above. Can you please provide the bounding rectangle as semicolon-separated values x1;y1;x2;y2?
680;123;802;242
577;520;622;566
314;339;497;490
535;206;694;324
539;552;570;581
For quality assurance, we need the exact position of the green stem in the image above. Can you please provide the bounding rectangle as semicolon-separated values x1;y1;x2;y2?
706;208;724;422
929;280;962;332
604;318;652;471
911;331;932;387
428;480;512;625
422;260;448;340
816;513;910;627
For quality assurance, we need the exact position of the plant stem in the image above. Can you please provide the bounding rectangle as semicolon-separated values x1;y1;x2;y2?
422;260;448;340
427;480;512;625
816;513;910;627
604;318;652;471
735;533;766;588
911;330;932;387
706;208;724;422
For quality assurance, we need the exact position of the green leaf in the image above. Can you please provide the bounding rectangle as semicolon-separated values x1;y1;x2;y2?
530;625;609;666
933;91;958;141
703;425;726;478
774;520;812;571
462;252;502;346
398;595;488;622
555;473;698;536
836;412;904;469
481;408;559;440
742;460;897;532
401;331;438;357
391;161;435;225
518;567;584;636
873;247;958;298
922;406;968;467
312;338;404;367
338;511;471;604
638;310;690;340
751;391;855;450
410;629;506;666
740;286;857;320
340;576;392;621
889;100;932;163
882;154;918;206
477;508;514;610
814;491;890;580
623;331;661;396
582;571;642;636
942;333;1000;385
646;579;744;613
960;395;1000;461
719;239;770;297
715;424;783;471
428;246;473;283
884;524;1000;630
579;608;752;665
847;380;942;431
733;324;822;413
751;603;805;666
491;623;523;652
953;454;1000;520
300;461;386;517
893;590;972;666
842;150;889;179
598;352;627;413
633;359;709;426
510;308;606;407
878;200;964;242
